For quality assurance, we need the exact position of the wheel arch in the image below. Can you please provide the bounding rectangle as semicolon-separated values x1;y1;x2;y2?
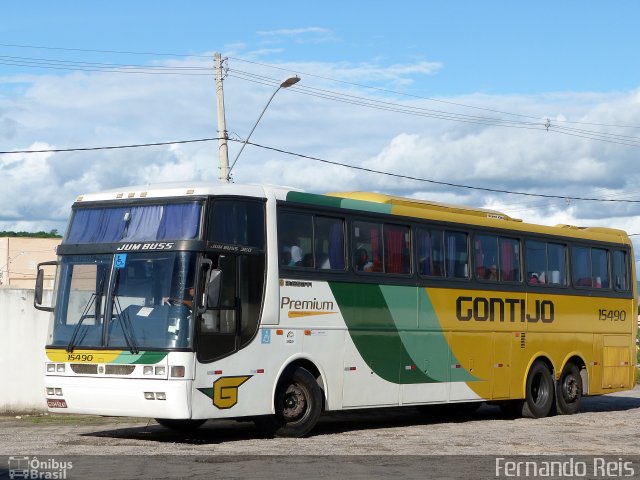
270;355;328;413
559;353;589;395
520;353;556;398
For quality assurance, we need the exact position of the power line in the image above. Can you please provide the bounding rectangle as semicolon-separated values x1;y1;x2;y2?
3;135;640;206
242;140;640;203
0;138;220;154
3;41;640;131
228;57;640;131
227;69;640;147
0;42;208;58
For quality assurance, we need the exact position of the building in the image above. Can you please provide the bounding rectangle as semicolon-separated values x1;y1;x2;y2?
0;237;60;289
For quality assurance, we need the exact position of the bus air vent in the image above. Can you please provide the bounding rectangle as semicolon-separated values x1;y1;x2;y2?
520;333;526;349
70;364;98;374
105;365;136;375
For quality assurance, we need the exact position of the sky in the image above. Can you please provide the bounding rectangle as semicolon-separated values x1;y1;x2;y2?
2;1;640;269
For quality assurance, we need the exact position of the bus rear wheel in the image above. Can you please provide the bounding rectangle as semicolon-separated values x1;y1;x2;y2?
556;363;583;415
521;361;554;418
254;366;322;438
155;418;207;431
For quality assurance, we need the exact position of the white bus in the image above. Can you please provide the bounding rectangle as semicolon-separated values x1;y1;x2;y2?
35;182;637;437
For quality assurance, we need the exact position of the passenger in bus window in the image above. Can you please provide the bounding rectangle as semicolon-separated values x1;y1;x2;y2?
485;264;498;281
355;247;373;272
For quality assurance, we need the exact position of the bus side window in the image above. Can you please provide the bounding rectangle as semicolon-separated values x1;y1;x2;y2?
278;212;313;268
571;246;592;287
445;231;469;279
384;224;410;274
499;237;521;282
547;243;566;285
314;217;345;270
474;235;498;281
591;248;609;289
353;221;383;272
613;250;629;291
417;229;444;277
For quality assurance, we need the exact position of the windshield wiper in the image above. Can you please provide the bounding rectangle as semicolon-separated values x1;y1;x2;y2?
112;296;139;354
67;270;107;353
110;270;139;354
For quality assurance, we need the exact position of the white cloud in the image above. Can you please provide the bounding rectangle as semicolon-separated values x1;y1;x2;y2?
1;54;640;260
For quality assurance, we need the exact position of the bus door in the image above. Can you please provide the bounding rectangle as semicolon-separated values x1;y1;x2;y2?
196;253;265;364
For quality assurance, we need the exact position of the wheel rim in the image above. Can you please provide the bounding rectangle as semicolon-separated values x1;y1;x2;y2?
282;383;308;423
531;371;551;407
562;375;579;403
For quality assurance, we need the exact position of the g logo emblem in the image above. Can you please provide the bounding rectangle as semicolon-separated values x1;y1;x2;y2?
213;376;251;409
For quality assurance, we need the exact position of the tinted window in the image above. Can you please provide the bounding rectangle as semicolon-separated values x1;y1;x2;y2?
444;231;469;279
278;212;313;267
526;241;566;286
572;246;592;287
474;235;499;281
278;212;345;270
547;243;567;285
314;217;345;270
499;237;521;282
591;248;609;289
353;221;383;272
384;225;411;274
417;228;445;277
210;200;265;248
613;250;629;291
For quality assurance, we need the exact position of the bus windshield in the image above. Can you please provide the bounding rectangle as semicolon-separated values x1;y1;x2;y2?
50;252;197;350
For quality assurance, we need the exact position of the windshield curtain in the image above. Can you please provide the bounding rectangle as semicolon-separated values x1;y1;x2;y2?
65;202;202;244
50;252;197;350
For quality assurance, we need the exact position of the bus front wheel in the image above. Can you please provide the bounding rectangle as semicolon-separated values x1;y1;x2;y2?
556;363;582;415
521;361;554;418
254;366;322;438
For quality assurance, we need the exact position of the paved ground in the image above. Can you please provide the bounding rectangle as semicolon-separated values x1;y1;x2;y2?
1;388;640;479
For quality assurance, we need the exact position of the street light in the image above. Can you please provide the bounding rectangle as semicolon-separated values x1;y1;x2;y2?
226;75;300;181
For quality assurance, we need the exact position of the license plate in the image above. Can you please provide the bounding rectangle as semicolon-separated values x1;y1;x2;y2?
47;398;68;408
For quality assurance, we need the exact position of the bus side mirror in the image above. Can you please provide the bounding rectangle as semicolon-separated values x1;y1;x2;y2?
34;261;57;312
205;269;222;309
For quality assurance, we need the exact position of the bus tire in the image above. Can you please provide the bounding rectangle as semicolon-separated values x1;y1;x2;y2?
155;418;207;431
521;361;554;418
254;366;322;438
556;363;582;415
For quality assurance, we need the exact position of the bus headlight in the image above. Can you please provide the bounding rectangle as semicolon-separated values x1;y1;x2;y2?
56;364;65;373
47;363;56;372
154;366;166;376
144;392;155;400
143;366;153;375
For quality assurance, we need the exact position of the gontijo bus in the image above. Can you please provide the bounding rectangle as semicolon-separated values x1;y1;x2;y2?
35;182;637;437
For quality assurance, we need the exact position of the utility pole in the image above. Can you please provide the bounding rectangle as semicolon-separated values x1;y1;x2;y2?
214;52;230;182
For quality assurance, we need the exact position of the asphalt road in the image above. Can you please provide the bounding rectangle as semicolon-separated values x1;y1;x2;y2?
1;387;640;479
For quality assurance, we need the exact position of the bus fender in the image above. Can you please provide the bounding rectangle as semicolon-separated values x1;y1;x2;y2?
519;352;556;399
269;354;329;414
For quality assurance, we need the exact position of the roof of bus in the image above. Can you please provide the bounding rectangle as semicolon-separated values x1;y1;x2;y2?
73;182;297;203
73;182;631;245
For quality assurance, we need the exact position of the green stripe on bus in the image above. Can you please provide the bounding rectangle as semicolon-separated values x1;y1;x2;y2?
112;351;168;364
285;191;393;215
329;282;435;384
286;191;344;209
380;286;477;383
329;282;478;384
